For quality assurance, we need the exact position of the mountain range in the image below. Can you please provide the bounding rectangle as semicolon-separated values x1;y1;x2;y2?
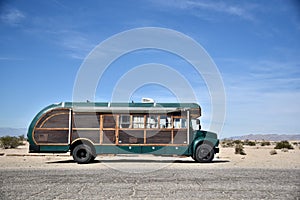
227;134;300;141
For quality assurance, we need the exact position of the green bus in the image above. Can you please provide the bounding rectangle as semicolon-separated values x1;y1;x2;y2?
27;102;219;164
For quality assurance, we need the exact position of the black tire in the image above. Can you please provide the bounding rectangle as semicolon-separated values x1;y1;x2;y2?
90;155;96;162
72;144;93;164
195;143;214;163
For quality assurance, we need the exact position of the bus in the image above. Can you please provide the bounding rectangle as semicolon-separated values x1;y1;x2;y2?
27;102;219;164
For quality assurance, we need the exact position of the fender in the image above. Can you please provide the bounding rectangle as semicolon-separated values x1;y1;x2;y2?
191;131;219;154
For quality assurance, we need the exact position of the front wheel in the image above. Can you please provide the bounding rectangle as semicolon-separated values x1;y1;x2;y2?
72;144;94;164
194;143;215;163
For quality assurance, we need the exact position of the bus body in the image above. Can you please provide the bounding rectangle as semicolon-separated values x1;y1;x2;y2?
27;102;219;164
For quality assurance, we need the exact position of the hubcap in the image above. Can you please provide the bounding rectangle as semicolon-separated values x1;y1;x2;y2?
78;149;87;158
200;148;210;160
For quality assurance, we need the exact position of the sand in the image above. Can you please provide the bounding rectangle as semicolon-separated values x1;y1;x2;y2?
0;142;299;170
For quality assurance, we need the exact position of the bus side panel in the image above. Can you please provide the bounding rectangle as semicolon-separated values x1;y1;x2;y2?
40;145;69;152
164;146;189;155
118;146;141;154
141;146;188;155
95;145;118;154
94;145;189;155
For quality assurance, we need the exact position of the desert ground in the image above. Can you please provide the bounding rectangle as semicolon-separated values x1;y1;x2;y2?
0;142;299;170
0;142;299;199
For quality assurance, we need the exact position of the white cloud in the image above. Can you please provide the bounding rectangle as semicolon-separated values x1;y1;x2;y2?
149;0;256;21
1;7;25;26
24;28;97;60
59;32;97;59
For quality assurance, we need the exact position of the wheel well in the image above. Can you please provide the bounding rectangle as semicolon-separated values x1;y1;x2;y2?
70;139;96;156
193;140;214;155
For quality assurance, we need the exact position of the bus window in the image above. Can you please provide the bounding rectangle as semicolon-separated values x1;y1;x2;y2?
119;115;131;128
173;118;187;129
191;119;201;130
146;115;158;129
133;115;144;128
159;116;171;128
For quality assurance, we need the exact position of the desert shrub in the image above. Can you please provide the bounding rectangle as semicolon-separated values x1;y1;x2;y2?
235;143;246;155
274;141;294;150
269;150;277;155
233;140;243;144
292;142;299;146
221;139;234;148
261;141;271;146
18;135;25;142
244;140;256;146
0;136;23;149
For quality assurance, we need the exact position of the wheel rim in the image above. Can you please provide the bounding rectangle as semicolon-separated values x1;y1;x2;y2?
77;149;87;159
200;148;211;160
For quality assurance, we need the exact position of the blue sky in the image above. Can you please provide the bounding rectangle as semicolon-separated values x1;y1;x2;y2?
0;0;299;138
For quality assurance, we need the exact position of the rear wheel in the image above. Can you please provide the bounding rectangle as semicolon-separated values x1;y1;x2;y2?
195;143;214;163
72;144;94;164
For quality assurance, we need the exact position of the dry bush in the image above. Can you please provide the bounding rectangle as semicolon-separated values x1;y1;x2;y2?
233;140;243;144
261;141;271;146
274;141;294;150
0;136;23;149
244;140;256;146
235;143;246;155
221;139;234;148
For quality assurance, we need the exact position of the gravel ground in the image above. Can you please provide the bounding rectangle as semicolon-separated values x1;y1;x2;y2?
0;168;299;200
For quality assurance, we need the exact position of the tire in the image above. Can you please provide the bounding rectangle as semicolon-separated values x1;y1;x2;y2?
72;144;94;164
195;143;214;163
90;155;96;162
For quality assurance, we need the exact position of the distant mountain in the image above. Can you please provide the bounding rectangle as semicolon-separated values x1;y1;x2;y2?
0;128;27;137
227;134;300;141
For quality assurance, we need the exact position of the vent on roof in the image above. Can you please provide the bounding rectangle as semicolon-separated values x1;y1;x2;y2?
141;98;155;103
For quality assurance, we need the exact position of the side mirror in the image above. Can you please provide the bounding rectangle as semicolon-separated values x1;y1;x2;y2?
195;119;201;130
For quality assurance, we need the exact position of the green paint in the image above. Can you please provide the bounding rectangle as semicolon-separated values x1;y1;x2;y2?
27;102;219;158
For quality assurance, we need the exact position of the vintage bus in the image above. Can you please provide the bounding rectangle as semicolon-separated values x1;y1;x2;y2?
27;102;219;164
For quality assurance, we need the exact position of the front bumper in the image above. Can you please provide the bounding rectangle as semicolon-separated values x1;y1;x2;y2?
214;147;219;153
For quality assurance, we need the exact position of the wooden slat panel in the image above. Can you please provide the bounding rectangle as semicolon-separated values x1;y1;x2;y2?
36;109;69;128
34;130;68;143
103;115;116;128
119;130;144;144
72;130;100;144
146;130;172;144
40;113;69;128
173;129;188;144
103;130;116;144
73;112;100;128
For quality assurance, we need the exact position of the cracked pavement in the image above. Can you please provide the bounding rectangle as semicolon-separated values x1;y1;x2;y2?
0;168;299;199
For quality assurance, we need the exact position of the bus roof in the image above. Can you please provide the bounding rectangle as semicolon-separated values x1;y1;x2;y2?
41;102;201;118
